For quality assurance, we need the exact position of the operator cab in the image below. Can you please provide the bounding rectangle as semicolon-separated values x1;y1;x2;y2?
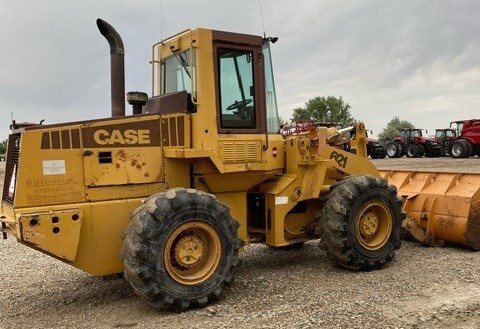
146;29;280;137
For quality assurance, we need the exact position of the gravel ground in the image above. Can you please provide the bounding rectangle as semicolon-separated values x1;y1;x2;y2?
2;158;480;329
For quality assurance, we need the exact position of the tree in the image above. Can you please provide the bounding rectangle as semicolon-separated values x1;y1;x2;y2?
0;139;6;154
378;116;415;143
291;96;355;128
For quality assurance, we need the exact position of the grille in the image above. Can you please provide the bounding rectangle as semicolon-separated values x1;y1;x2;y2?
3;134;21;204
220;141;262;163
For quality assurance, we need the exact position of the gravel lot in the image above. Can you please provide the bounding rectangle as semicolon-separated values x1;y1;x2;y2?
2;158;480;329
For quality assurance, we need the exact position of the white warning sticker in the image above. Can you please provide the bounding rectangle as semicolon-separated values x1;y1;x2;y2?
8;164;16;197
275;196;289;205
43;160;66;175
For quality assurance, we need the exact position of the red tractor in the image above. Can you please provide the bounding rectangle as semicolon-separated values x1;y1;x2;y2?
280;121;313;137
365;130;386;159
434;128;457;156
386;128;442;158
450;119;480;158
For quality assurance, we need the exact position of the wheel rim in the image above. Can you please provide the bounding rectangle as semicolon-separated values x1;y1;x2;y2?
451;144;460;156
386;144;396;157
407;146;414;157
164;221;221;285
355;201;393;250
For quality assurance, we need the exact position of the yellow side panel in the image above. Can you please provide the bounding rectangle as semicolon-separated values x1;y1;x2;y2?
14;129;86;208
83;147;163;187
81;117;165;187
215;192;248;243
73;199;145;275
19;209;82;262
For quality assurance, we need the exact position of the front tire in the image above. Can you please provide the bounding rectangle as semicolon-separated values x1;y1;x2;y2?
407;144;423;158
417;144;425;157
121;188;242;311
378;148;387;159
406;144;417;158
319;175;404;270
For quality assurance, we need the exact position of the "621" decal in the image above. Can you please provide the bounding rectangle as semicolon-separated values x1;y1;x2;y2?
330;151;348;168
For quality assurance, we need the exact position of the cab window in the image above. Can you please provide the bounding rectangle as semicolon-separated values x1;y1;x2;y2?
160;49;196;98
218;48;256;129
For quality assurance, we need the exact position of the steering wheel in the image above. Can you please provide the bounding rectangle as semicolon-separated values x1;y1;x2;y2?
226;99;253;111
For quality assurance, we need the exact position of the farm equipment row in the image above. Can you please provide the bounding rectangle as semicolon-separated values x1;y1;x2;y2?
386;120;480;158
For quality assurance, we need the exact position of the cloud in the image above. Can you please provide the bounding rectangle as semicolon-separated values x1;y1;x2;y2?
1;0;479;140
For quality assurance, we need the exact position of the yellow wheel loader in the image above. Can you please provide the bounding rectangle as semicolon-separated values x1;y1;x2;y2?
0;19;472;312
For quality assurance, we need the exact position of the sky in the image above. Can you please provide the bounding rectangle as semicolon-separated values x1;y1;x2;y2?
1;0;480;139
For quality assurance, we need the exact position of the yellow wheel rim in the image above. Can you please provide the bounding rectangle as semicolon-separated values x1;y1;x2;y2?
164;221;221;285
356;201;393;250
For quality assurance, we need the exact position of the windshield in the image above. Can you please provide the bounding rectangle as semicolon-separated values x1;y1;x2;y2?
436;130;456;138
402;129;420;137
451;122;463;136
160;49;196;97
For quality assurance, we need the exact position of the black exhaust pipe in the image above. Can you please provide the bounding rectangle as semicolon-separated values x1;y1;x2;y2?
96;18;125;117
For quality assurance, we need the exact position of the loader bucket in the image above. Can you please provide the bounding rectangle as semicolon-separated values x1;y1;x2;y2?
379;170;480;250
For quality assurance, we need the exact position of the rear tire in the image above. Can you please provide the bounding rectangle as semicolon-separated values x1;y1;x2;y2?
319;175;404;270
451;139;471;158
121;188;242;312
386;141;403;158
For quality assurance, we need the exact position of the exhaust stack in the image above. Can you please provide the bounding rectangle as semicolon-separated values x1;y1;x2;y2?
96;18;125;117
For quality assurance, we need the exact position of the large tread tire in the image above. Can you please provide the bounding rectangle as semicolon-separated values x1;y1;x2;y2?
318;175;404;271
386;141;402;158
474;147;480;158
121;188;242;312
467;142;474;156
425;145;443;157
417;144;425;157
406;144;418;158
370;147;386;159
451;139;470;158
378;148;387;159
397;143;406;157
315;179;353;249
